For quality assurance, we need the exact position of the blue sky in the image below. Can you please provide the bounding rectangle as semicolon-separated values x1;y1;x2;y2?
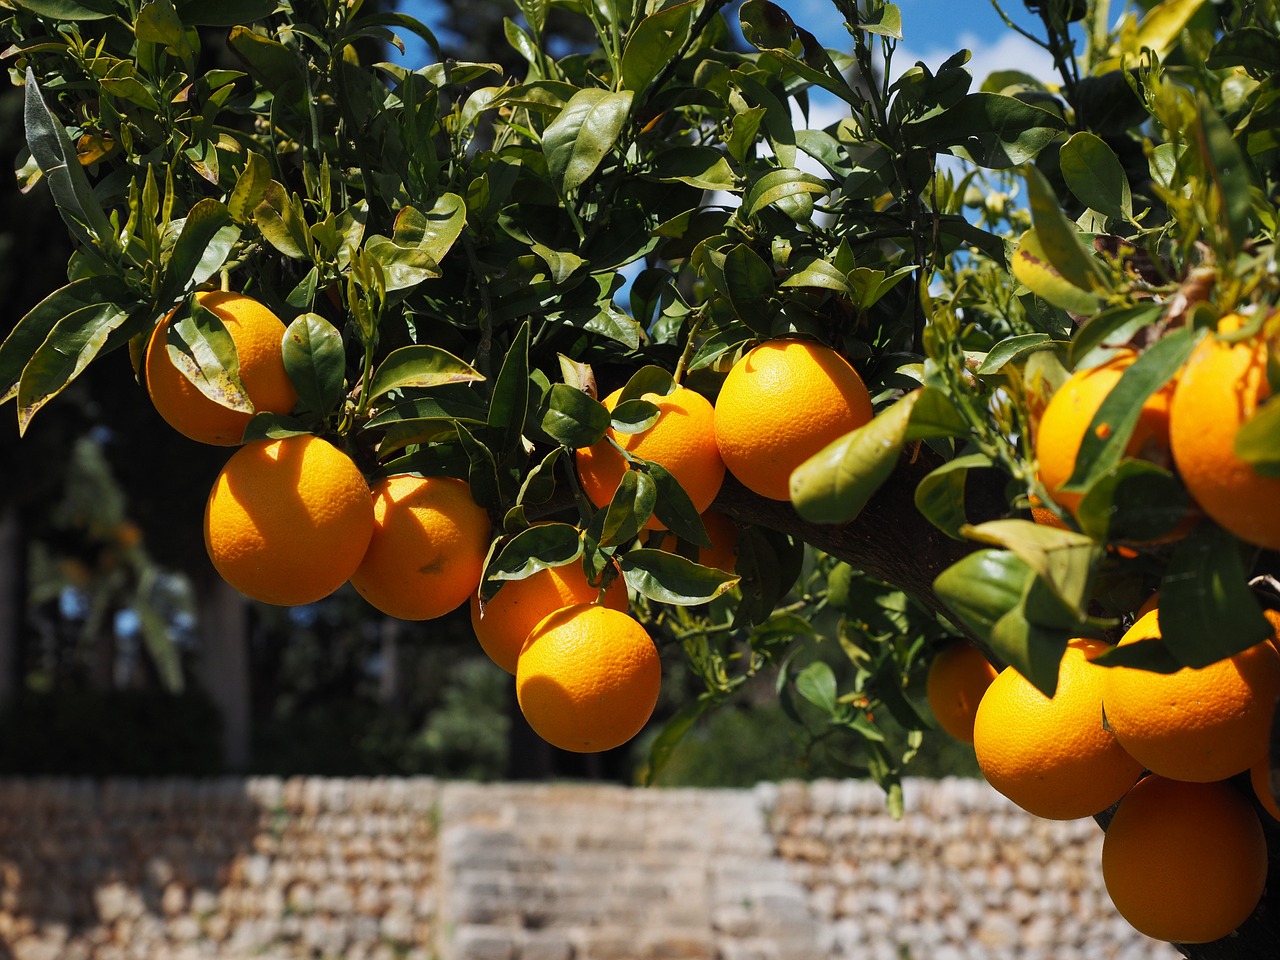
392;0;1058;84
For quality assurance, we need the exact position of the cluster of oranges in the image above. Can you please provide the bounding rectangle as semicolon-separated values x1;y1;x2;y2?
927;601;1280;945
145;291;877;754
1033;313;1280;551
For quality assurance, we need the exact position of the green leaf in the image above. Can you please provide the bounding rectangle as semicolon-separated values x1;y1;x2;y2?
1024;165;1108;293
1157;525;1272;668
455;423;501;510
621;0;696;94
227;25;305;91
159;199;241;304
23;68;115;247
228;152;273;224
0;276;130;405
240;413;312;443
650;146;739;191
640;697;709;786
488;323;530;457
543;88;634;194
540;384;610;448
721;244;776;332
790;391;917;524
647;462;711;549
518;447;564;506
1070;304;1165;367
743;168;829;219
933;548;1034;642
988;605;1071;698
619;365;677;404
1011;228;1104;314
1060;327;1198;494
481;523;583;600
600;470;657;547
1075;460;1191;544
1060;131;1132;222
739;0;859;105
795;661;838;714
961;519;1100;621
17;301;140;434
914;452;995;540
254;184;312;260
857;1;902;38
905;93;1065;168
609;398;660;434
1196;94;1253;256
12;0;113;19
905;387;969;439
1206;27;1280;77
1235;395;1280;475
282;313;345;418
162;298;252;419
619;548;739;605
367;345;484;399
976;334;1055;375
136;0;185;49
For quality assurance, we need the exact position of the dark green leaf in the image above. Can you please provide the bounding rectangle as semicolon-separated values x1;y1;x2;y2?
18;301;140;434
1060;327;1197;494
599;470;657;547
540;384;610;447
1235;394;1280;475
640;697;709;786
1158;525;1272;668
0;276;130;405
650;146;738;191
12;0;113;19
905;93;1065;168
988;606;1070;698
739;0;859;105
721;244;776;332
161;298;251;419
488;323;530;457
455;423;501;510
136;0;185;49
227;25;305;91
619;547;739;605
914;452;994;540
175;0;277;24
743;168;829;219
282;313;345;418
795;661;838;714
1060;131;1132;221
240;413;312;442
517;447;564;506
791;391;915;524
1075;461;1191;544
621;0;696;94
1196;102;1253;250
933;549;1034;643
23;68;115;246
367;345;484;399
962;519;1100;621
228;152;273;224
159;199;241;304
647;462;711;548
1070;303;1165;367
543;88;634;194
481;522;583;599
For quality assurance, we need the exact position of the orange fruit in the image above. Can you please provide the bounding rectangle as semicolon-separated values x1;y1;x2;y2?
714;339;873;501
1249;754;1280;821
972;639;1143;820
515;603;661;753
203;434;373;606
646;509;739;573
1028;493;1070;530
146;291;298;446
1170;316;1280;550
471;564;629;675
576;384;724;530
350;475;491;621
1033;349;1175;517
925;640;999;744
1099;608;1280;783
1102;775;1266;943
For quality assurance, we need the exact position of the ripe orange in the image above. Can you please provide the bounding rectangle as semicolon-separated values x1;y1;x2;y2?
471;564;629;675
350;475;491;621
515;603;661;753
972;639;1143;820
646;509;739;573
1099;608;1280;783
1249;754;1280;821
576;384;724;530
714;339;873;501
146;291;298;446
925;640;999;744
1170;316;1280;550
204;434;373;606
1033;349;1174;517
1102;775;1266;944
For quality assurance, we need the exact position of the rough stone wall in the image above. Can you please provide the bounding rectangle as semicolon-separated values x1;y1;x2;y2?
0;778;1179;960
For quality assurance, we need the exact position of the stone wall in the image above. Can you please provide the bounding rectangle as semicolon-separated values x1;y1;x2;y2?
0;777;1179;960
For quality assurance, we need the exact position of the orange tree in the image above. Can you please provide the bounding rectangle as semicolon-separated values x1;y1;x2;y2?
3;0;1280;952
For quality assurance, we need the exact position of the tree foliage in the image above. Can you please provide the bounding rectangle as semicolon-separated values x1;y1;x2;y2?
4;0;1280;821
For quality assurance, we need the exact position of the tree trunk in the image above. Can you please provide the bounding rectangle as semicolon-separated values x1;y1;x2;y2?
196;574;251;771
713;450;1280;960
